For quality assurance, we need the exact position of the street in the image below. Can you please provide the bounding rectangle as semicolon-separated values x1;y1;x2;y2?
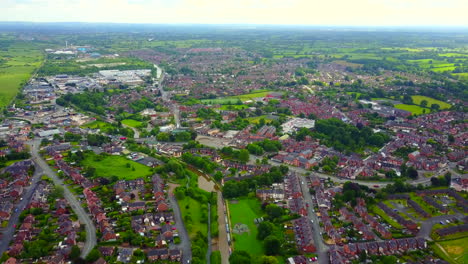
0;162;42;256
28;139;97;258
299;173;329;264
168;194;192;263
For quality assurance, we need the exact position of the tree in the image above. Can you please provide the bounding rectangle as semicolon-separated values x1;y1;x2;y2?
70;245;81;260
85;248;101;262
407;167;418;179
264;235;281;255
257;221;275;240
265;204;284;220
431;103;440;111
420;100;428;107
229;250;251;264
238;149;250;163
448;134;455;143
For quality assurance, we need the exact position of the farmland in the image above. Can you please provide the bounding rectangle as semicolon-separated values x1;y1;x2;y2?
0;39;44;109
81;152;153;180
228;198;264;256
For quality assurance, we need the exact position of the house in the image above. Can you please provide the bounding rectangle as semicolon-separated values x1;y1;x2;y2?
4;257;18;264
98;247;115;257
169;249;182;261
157;201;169;212
93;258;107;264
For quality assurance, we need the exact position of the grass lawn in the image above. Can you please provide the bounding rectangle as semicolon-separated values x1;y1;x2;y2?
121;119;143;128
370;205;403;229
432;237;468;264
246;115;273;124
409;193;442;216
218;105;249;110
411;96;451;109
179;196;208;238
81;120;114;130
394;104;428;115
201;90;272;104
81;152;152;180
228;198;264;256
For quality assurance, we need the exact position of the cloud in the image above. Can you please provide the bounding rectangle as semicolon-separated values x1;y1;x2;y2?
1;0;467;26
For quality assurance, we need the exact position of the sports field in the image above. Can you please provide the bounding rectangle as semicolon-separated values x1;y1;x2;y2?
228;198;264;256
432;237;468;264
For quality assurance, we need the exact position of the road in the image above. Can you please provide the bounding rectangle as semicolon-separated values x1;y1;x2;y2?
155;68;181;129
417;213;465;239
206;203;212;264
299;173;329;264
168;194;192;263
27;139;97;258
122;123;140;139
216;192;230;264
267;159;433;188
0;161;42;256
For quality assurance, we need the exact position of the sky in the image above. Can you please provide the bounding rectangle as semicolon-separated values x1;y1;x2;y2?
1;0;468;26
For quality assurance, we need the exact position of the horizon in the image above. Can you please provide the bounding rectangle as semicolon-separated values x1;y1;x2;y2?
2;0;468;27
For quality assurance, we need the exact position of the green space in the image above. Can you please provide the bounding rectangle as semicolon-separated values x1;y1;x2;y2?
432;237;468;264
370;205;403;229
201;90;272;104
81;120;113;130
394;104;428;115
218;104;249;110
246;115;273;124
411;95;451;109
179;196;209;237
228;198;264;256
121;119;143;128
81;152;152;180
0;40;44;109
409;193;442;216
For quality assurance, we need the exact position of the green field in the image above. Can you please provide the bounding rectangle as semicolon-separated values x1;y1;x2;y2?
371;205;403;229
81;152;152;180
218;105;249;110
228;198;264;256
201;90;272;104
179;196;209;238
432;237;468;264
394;104;428;115
121;119;143;128
81;120;113;130
411;95;451;109
0;40;44;109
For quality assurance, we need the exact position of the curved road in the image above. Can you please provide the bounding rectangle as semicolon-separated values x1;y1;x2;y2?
28;139;97;258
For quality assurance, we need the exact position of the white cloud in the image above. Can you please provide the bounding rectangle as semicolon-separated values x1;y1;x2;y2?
1;0;467;26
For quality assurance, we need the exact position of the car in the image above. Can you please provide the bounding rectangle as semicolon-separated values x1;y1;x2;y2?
373;185;379;188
